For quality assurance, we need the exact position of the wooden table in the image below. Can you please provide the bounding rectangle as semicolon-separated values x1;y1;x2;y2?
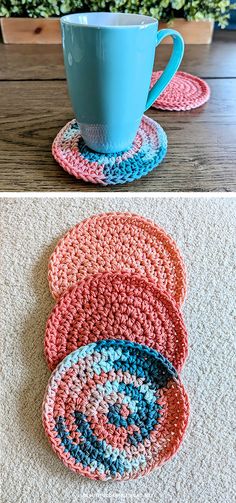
0;31;235;192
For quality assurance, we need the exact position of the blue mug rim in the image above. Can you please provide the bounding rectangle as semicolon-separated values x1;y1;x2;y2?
60;12;158;30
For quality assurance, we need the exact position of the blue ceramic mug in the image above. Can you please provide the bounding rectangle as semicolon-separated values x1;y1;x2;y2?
61;12;184;153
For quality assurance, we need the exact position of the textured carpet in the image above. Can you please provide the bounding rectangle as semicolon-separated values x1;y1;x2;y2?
1;197;235;503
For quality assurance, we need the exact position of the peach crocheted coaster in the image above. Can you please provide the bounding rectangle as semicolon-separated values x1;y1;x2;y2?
151;71;210;111
48;212;187;305
42;339;190;480
45;271;188;372
52;115;167;185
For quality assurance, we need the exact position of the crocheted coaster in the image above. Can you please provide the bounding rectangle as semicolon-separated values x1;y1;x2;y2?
52;116;167;185
48;212;186;305
151;71;210;111
42;339;189;481
45;271;188;372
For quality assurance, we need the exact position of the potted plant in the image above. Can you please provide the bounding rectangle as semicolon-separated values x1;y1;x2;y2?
0;0;235;44
0;1;84;43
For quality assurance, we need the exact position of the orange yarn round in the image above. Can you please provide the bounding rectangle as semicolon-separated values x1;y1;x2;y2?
48;212;187;305
45;271;188;372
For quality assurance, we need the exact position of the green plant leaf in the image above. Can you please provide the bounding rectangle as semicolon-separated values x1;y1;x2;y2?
0;0;233;27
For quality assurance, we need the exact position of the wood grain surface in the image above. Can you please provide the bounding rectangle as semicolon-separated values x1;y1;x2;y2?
158;19;214;44
1;18;214;45
1;18;61;44
0;31;235;192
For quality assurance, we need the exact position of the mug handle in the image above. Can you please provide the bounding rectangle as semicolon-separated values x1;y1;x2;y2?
145;29;184;111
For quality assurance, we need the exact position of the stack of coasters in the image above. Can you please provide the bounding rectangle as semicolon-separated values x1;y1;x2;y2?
42;212;190;481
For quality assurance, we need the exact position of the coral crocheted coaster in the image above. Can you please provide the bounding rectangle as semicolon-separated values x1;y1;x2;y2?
48;212;186;305
52;116;167;185
42;339;189;481
45;271;188;372
151;71;210;111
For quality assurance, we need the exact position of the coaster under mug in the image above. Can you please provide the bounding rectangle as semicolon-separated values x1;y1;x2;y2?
52;116;167;186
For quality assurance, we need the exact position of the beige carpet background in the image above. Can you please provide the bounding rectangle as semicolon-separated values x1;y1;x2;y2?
1;196;235;503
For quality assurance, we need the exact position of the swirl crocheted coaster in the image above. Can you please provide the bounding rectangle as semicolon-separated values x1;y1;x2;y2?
151;71;210;111
52;116;167;185
42;339;189;481
48;212;186;304
45;271;188;372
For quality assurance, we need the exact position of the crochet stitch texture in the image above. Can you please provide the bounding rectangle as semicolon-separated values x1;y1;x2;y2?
151;71;210;111
52;116;167;185
45;271;188;372
48;212;186;305
42;339;189;481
